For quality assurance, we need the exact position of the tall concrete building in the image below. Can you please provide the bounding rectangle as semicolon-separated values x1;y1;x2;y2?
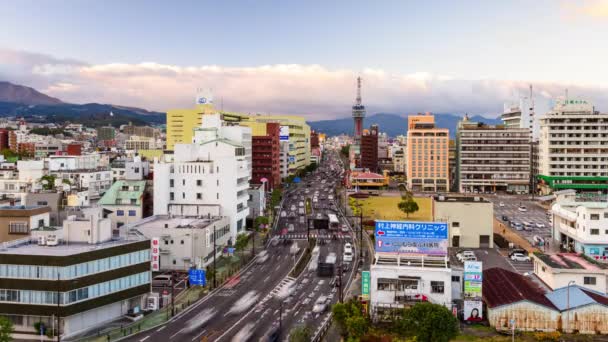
360;124;379;172
250;122;281;191
406;114;449;192
166;91;215;151
538;98;608;194
154;113;251;240
456;117;530;194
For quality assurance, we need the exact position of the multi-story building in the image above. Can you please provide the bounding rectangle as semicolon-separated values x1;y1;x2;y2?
456;118;531;194
125;136;160;151
551;199;608;258
370;254;452;318
96;126;116;141
360;125;379;172
166;92;216;151
406;114;449;192
392;147;406;174
130;215;230;271
249;122;280;191
154;113;251;240
0;205;50;242
501;86;539;141
241;115;310;176
0;129;9;150
99;180;148;231
432;195;493;248
123;124;161;139
377;131;389;160
24;192;64;226
0;211;150;339
538;98;608;194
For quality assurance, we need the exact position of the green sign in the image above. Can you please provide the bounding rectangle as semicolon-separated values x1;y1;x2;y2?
361;271;370;300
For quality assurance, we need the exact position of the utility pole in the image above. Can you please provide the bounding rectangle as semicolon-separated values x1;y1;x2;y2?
359;206;363;260
279;300;283;333
337;264;343;303
213;225;217;289
252;208;256;257
56;272;61;342
171;272;175;317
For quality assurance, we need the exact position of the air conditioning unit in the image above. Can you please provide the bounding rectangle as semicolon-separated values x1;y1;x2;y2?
37;236;46;246
46;235;59;246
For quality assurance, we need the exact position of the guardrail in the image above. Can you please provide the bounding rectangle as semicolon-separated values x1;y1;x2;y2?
311;313;333;342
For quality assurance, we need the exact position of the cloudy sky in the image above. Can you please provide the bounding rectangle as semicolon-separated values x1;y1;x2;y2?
1;0;607;120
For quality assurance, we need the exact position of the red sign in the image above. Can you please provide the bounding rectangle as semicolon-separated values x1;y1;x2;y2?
151;238;160;271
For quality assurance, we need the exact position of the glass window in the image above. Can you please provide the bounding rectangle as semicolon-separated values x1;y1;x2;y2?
431;281;445;293
128;210;136;217
116;210;124;216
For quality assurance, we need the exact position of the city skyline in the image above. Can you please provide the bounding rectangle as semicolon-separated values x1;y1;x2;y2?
1;0;608;119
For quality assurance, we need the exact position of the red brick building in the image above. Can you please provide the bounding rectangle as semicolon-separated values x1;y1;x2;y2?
311;131;320;149
251;122;281;191
360;124;379;172
0;129;9;151
66;143;83;156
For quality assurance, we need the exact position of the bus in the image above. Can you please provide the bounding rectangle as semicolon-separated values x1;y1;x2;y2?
328;213;340;230
317;252;337;277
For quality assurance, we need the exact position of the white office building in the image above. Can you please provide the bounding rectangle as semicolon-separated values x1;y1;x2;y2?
370;254;452;320
154;113;251;240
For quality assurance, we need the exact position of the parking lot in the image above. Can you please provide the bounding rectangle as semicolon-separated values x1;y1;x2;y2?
450;247;534;276
484;194;552;244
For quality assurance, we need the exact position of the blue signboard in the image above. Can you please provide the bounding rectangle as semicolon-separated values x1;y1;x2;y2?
374;221;448;255
280;126;290;141
188;269;206;286
288;156;296;164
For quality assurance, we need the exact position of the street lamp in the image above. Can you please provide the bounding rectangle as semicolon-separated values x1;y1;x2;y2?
566;280;575;333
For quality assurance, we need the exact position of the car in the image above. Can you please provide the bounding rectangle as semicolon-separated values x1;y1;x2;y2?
263;325;281;342
518;206;527;212
270;237;280;247
456;250;475;261
299;201;304;207
152;274;172;287
535;222;545;228
183;308;217;333
508;249;527;257
511;253;531;262
344;242;353;252
228;291;259;315
256;251;269;264
499;202;505;207
461;254;477;262
522;221;533;230
312;295;329;313
290;205;296;211
328;195;334;200
340;224;350;233
501;215;509;222
232;323;255;342
511;222;523;231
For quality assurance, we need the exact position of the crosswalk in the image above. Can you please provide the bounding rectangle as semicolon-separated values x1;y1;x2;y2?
281;233;349;240
259;276;297;305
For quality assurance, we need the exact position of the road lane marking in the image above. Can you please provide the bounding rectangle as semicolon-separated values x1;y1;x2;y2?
156;326;166;332
169;328;185;339
139;336;150;342
191;329;207;341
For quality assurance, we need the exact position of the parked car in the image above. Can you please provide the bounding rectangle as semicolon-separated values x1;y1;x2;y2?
508;249;527;258
461;255;478;262
535;222;545;228
511;222;523;231
457;250;475;262
523;221;533;230
511;253;531;262
501;215;509;222
518;206;527;212
152;274;173;287
499;202;505;207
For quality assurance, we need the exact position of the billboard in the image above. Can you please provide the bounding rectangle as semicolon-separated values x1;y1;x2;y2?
151;238;160;271
464;300;483;322
374;221;448;255
361;271;370;300
188;268;206;286
280;126;290;141
464;261;483;299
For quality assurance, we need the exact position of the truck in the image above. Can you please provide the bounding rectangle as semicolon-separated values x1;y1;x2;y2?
317;252;337;277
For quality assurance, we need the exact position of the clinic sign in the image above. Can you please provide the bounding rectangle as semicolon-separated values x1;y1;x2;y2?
374;221;448;256
464;261;483;299
280;126;290;141
361;271;370;300
151;237;160;271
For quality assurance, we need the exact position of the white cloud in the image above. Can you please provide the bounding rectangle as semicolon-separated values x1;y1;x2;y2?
1;48;608;121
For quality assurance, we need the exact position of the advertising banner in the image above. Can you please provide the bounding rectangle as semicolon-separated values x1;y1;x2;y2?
361;271;370;300
464;261;483;299
464;300;483;322
280;126;290;141
151;237;160;271
374;221;448;255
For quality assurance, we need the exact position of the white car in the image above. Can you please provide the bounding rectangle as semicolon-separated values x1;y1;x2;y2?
343;250;353;262
328;195;334;200
232;323;255;342
291;205;296;211
256;251;269;264
344;242;353;252
229;291;259;315
341;224;349;233
461;254;477;262
299;201;304;207
312;295;328;313
499;202;505;207
511;253;531;262
518;206;527;212
183;308;216;333
457;250;475;261
535;222;545;228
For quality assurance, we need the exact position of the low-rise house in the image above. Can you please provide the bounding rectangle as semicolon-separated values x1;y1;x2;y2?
99;180;148;231
0;205;50;243
533;253;608;294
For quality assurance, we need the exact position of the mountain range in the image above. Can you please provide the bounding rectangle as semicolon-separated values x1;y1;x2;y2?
0;81;165;127
308;113;502;138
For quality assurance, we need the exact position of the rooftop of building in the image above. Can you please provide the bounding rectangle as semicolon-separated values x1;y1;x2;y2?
0;234;147;257
546;285;608;311
554;201;608;210
350;171;386;179
433;195;490;203
483;267;557;310
534;253;608;271
98;180;146;206
0;205;51;216
129;215;226;231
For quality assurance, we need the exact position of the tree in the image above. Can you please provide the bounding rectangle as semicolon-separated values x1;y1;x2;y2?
0;316;13;342
234;233;250;252
39;175;56;190
332;299;370;339
270;189;282;208
254;216;269;229
340;145;350;157
393;302;459;342
289;325;312;342
398;197;419;218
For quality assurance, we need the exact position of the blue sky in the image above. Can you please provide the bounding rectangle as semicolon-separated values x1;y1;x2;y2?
1;0;607;118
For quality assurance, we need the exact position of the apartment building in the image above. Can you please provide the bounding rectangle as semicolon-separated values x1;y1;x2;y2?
49;155;112;199
248;122;281;191
166;93;216;150
0;205;50;242
539;98;608;194
125;136;160;151
154;113;251;240
406;114;449;192
99;180;148;231
456;118;531;194
551;199;608;258
392;147;406;174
